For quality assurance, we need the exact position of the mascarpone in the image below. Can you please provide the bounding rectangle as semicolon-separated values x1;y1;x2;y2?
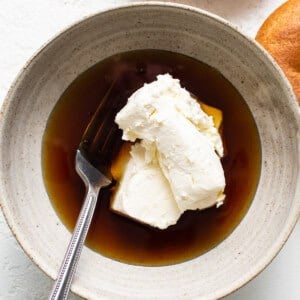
112;74;226;229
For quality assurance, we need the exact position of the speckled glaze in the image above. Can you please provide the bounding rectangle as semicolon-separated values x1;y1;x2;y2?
0;2;299;300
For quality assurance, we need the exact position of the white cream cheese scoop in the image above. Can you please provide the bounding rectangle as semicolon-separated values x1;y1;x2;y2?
111;74;226;229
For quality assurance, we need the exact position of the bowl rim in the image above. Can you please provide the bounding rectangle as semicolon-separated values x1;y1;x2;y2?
0;1;299;299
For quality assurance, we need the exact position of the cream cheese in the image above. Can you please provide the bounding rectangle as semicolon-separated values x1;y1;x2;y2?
112;74;226;229
111;143;181;229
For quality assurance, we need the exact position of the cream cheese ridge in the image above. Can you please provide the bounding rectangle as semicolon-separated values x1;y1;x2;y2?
111;74;226;229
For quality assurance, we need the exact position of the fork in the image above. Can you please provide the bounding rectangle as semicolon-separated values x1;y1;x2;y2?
49;84;118;300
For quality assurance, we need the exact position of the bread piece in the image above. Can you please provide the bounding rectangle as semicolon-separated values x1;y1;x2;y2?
256;0;300;101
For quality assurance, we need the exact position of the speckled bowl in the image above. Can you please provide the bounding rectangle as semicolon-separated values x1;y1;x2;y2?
0;2;299;299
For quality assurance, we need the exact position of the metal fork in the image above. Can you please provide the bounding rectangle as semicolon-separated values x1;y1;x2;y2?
49;84;119;300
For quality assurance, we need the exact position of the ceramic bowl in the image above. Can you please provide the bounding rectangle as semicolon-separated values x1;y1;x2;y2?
0;2;299;299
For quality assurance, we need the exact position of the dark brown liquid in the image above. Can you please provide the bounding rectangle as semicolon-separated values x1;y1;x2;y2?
42;50;261;266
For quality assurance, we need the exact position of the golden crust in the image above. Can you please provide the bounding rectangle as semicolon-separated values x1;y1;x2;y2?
256;0;300;101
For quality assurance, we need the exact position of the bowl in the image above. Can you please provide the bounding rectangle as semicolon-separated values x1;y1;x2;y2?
0;2;299;299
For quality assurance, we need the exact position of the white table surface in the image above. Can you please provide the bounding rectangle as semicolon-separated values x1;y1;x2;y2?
0;0;299;299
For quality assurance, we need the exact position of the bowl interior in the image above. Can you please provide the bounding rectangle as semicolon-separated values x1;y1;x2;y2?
0;3;299;299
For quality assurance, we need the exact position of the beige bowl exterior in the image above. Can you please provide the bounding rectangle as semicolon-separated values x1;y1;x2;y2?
0;2;299;299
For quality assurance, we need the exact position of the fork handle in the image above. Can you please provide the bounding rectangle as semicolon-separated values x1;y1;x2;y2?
49;186;100;300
